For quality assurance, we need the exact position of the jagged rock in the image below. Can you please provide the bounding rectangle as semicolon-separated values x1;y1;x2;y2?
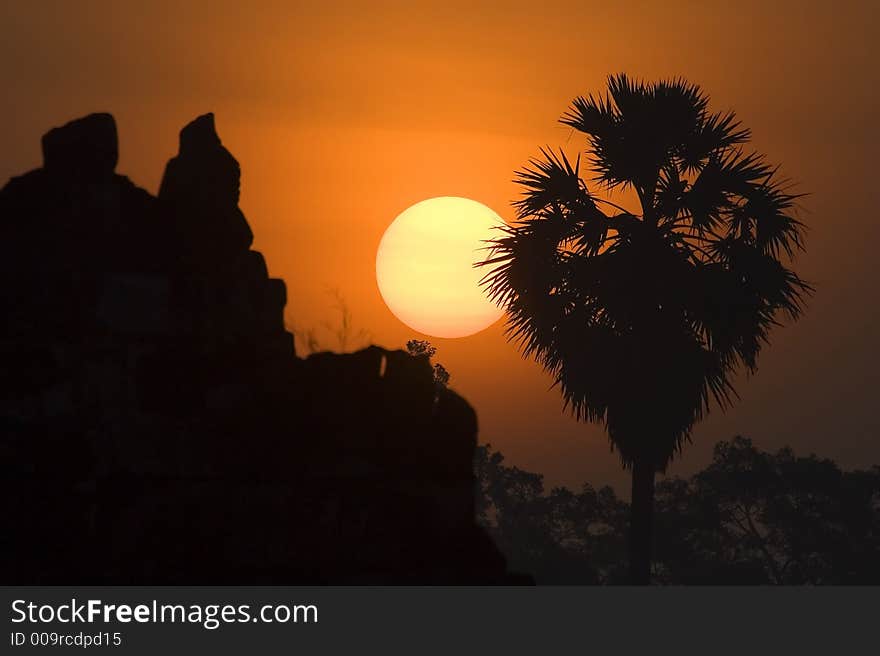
41;113;118;179
0;118;163;341
159;112;253;261
0;112;517;585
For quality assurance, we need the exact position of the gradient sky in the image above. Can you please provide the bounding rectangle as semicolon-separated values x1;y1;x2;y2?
2;1;877;494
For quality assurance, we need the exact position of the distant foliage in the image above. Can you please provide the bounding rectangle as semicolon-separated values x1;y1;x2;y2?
474;444;628;584
475;437;880;584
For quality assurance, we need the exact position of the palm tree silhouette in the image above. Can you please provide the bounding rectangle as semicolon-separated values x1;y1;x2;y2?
478;74;811;584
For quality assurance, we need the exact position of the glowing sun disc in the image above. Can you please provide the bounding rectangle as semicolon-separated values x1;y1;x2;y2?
376;196;505;338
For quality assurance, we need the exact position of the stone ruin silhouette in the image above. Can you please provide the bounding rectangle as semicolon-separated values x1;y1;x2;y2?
0;113;517;583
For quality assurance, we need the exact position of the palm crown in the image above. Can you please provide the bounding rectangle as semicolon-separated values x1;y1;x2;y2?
479;74;811;470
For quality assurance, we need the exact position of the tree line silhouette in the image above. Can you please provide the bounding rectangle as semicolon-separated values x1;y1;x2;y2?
474;437;879;584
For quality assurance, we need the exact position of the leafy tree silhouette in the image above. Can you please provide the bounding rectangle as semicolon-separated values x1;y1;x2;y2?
406;339;451;390
653;437;880;584
474;444;628;584
474;438;879;584
478;74;812;583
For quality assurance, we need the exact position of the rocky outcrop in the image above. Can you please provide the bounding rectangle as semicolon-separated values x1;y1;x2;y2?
41;112;118;179
159;113;253;264
0;113;514;584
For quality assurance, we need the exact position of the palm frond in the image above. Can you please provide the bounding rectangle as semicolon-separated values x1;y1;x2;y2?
560;93;616;136
679;110;751;169
512;148;591;219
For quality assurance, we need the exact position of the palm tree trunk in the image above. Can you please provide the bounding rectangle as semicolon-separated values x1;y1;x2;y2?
628;459;655;584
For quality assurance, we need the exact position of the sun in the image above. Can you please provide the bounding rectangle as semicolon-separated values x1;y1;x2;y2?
376;196;506;338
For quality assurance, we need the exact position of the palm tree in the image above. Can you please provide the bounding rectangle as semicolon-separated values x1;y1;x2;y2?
478;74;811;584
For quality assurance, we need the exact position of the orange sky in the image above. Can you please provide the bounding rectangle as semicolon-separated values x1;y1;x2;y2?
2;1;878;493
